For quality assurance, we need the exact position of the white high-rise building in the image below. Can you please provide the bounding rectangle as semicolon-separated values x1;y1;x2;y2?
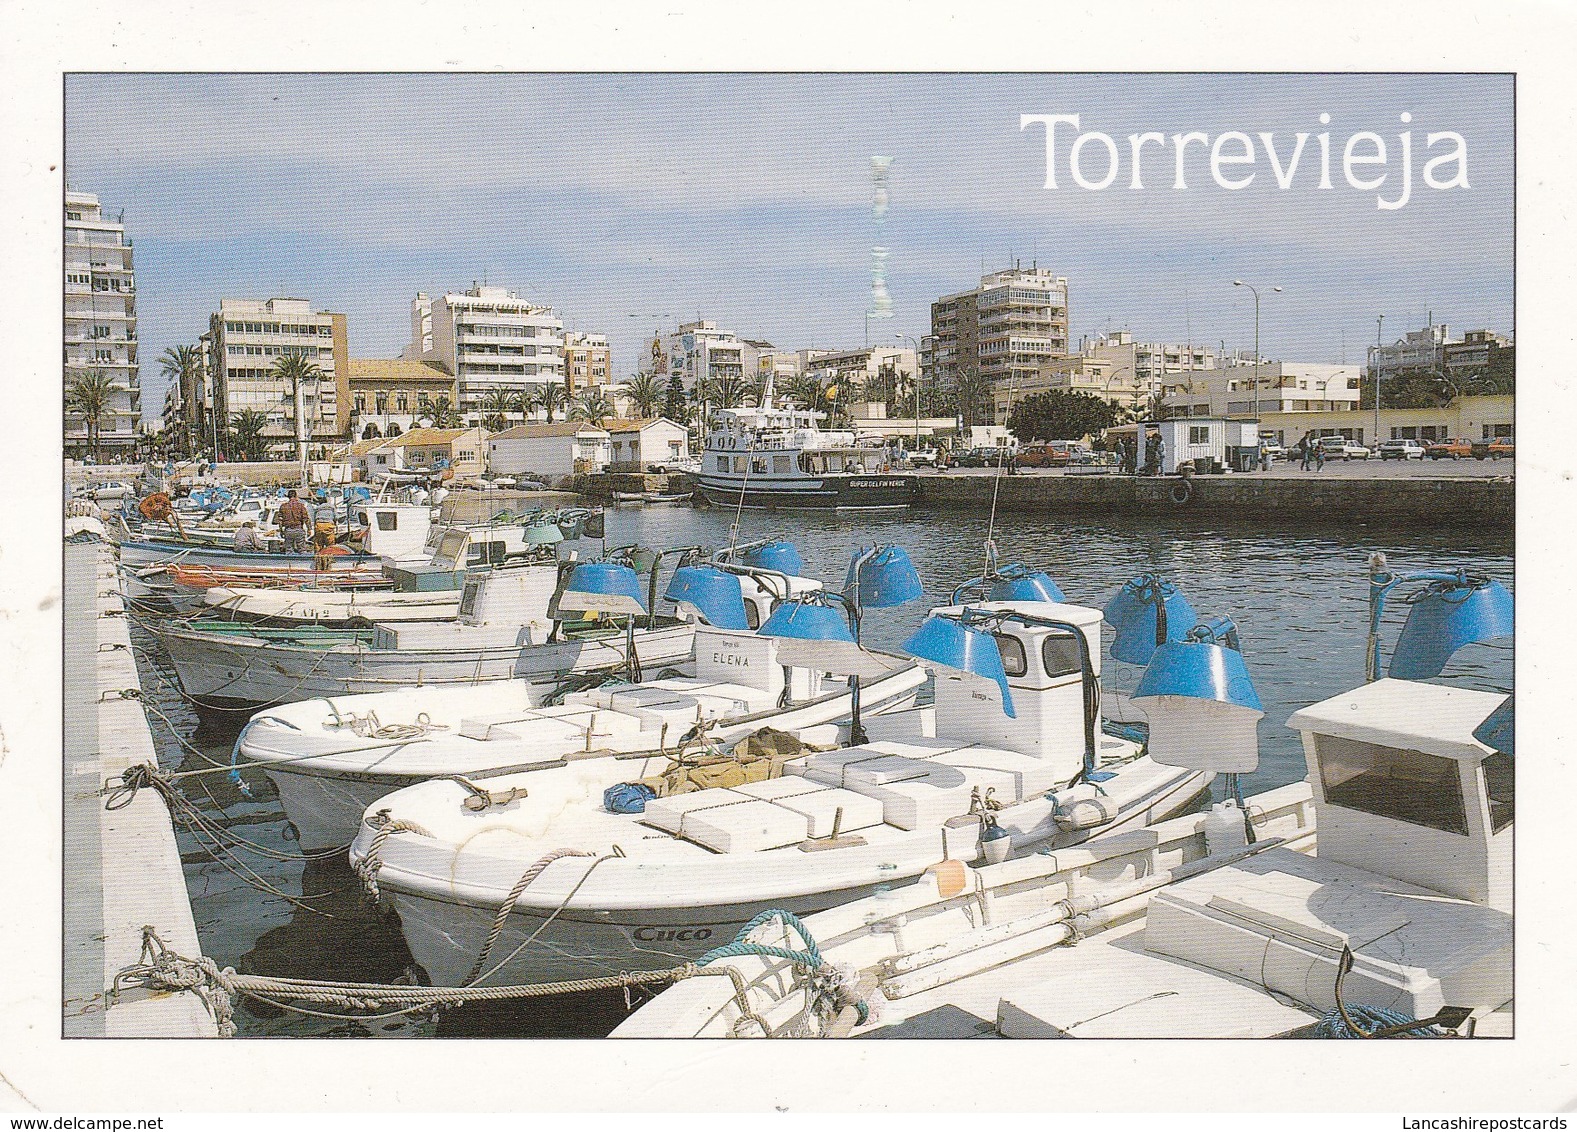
64;190;140;457
923;265;1071;390
407;286;565;421
208;298;347;455
665;321;746;393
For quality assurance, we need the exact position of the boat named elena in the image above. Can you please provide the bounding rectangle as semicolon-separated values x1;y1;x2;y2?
695;378;918;511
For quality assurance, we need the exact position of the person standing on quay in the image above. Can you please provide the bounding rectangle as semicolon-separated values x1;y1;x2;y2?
278;488;310;554
1298;434;1312;472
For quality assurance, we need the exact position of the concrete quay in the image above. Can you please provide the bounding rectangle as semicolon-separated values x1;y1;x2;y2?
914;468;1513;528
63;541;217;1037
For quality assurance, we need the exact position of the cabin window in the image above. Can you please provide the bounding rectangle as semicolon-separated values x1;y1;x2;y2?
752;458;768;474
744;600;761;631
994;633;1027;678
458;580;481;619
1041;633;1083;679
1483;751;1513;833
773;455;791;474
376;511;399;531
715;456;729;472
1315;735;1469;835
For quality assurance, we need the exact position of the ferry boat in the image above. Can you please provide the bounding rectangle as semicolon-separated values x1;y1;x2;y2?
695;383;918;511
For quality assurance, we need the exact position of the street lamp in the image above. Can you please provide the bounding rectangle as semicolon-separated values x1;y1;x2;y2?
1373;314;1386;447
1232;281;1281;422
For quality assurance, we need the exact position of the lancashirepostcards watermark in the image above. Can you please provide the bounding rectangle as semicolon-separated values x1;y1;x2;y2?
1021;112;1469;209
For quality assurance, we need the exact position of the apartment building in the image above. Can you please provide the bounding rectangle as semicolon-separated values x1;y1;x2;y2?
208;298;348;454
804;345;919;391
922;265;1071;390
1161;362;1363;419
664;321;749;393
64;190;141;457
405;286;565;421
563;332;612;393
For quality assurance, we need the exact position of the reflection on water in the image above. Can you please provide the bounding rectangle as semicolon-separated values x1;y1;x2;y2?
129;503;1512;1037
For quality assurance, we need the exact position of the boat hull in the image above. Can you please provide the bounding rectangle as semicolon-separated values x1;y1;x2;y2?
371;762;1207;987
694;472;918;511
157;622;698;712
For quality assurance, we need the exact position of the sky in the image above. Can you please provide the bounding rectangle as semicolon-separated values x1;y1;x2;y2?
63;72;1513;421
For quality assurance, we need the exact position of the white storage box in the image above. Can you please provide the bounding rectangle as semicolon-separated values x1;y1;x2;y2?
640;787;751;834
862;777;975;830
733;777;825;802
934;747;1064;801
679;798;809;853
772;787;884;838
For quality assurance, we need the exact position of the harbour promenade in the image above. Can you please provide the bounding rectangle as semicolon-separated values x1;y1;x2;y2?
63;540;217;1037
911;464;1513;528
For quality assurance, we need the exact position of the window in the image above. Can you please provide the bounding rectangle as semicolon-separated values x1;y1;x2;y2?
1041;633;1082;679
994;633;1027;678
1482;751;1513;833
376;511;399;531
1188;426;1210;445
1316;735;1469;835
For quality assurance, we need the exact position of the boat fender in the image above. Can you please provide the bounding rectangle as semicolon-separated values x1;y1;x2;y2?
980;822;1011;865
1169;480;1193;505
1054;797;1119;831
604;781;657;814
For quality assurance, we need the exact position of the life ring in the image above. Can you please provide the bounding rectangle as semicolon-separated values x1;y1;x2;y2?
1169;480;1194;505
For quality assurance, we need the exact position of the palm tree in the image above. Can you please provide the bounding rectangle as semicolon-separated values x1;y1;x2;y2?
66;369;115;463
159;344;203;456
271;353;325;465
537;381;566;424
740;377;767;408
228;409;272;462
954;370;995;428
417;395;461;429
479;388;514;432
624;372;664;419
701;375;747;410
785;373;824;412
569;389;614;424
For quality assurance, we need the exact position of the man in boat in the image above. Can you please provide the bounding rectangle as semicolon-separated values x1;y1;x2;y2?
278;489;310;554
233;519;266;553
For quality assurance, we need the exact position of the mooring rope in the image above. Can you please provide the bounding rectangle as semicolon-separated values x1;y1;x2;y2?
117;926;698;1036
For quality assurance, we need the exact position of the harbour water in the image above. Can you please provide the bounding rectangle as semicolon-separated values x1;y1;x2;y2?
126;504;1513;1038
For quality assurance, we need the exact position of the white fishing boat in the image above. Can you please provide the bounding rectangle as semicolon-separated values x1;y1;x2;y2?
345;589;1211;989
611;490;693;505
153;553;697;713
612;557;1515;1039
237;617;925;851
197;585;463;627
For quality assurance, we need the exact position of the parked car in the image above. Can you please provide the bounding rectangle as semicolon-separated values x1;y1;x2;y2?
1316;436;1371;460
1259;440;1287;460
1471;437;1514;460
905;447;940;468
85;480;135;501
952;447;1014;468
1425;437;1474;460
1014;443;1081;468
1378;439;1427;460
